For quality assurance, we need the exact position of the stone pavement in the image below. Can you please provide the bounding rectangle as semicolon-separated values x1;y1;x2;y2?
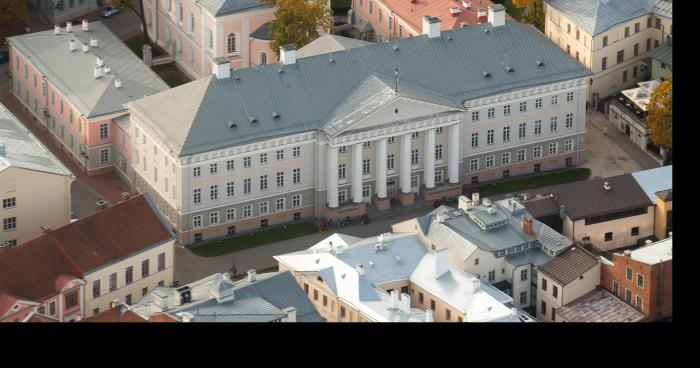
582;110;646;179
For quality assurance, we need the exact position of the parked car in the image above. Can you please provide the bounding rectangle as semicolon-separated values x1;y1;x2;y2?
100;6;120;18
0;51;9;64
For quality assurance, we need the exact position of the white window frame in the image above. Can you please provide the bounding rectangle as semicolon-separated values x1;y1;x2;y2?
259;201;269;215
292;194;302;208
210;211;219;225
276;198;285;211
192;215;202;229
485;155;495;168
226;208;236;222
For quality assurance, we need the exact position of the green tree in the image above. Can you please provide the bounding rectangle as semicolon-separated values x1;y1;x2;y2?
262;0;333;56
0;0;29;43
114;0;150;46
513;0;544;32
646;77;672;150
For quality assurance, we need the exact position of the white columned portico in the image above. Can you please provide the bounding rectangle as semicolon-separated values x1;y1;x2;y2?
352;143;363;203
448;124;461;183
424;129;436;189
376;138;388;198
400;133;412;193
327;146;339;208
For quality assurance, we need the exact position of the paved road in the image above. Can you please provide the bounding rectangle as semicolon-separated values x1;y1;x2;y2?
99;8;143;39
582;110;644;179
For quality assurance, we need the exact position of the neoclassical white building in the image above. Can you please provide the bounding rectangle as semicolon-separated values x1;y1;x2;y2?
124;7;591;245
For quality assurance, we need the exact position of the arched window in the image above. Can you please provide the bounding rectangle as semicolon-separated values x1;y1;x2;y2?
260;52;267;64
227;33;236;53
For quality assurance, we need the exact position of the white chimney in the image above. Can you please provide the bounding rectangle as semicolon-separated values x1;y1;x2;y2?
247;269;257;282
355;264;365;275
94;65;103;79
110;299;121;308
66;21;72;33
69;39;76;52
488;4;506;27
96;55;104;67
390;290;399;309
422;16;441;38
400;293;411;313
463;1;471;8
425;309;434;322
434;248;449;279
152;290;169;312
180;311;194;322
114;78;122;88
90;37;98;47
603;182;612;191
212;57;230;79
104;66;111;74
477;8;488;23
458;195;473;212
472;192;480;206
280;44;297;65
82;19;89;31
283;307;297;322
82;43;89;53
54;25;60;35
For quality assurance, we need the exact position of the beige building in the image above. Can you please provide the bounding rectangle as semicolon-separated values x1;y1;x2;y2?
275;232;523;322
544;0;672;104
0;102;73;247
536;246;600;322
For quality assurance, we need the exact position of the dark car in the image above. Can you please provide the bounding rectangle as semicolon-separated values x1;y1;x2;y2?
0;51;9;64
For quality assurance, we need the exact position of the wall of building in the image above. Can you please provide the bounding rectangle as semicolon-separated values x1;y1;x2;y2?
654;198;671;240
536;261;599;322
564;207;654;251
83;239;175;315
0;167;71;245
31;0;100;24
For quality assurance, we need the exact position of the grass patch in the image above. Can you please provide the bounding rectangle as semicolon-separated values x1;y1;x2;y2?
493;0;525;21
475;168;591;198
190;222;319;257
124;34;167;59
152;63;191;87
331;0;351;15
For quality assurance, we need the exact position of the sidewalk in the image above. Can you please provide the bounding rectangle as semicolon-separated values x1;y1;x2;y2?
586;109;659;170
0;87;127;204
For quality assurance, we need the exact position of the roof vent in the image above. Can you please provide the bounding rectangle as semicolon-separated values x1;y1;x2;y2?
484;27;491;33
278;68;284;73
90;37;98;47
66;21;72;33
103;65;111;74
94;65;103;79
450;7;461;16
54;25;60;35
114;78;122;88
355;264;365;275
460;22;469;28
69;39;77;52
536;60;545;67
96;56;104;67
272;112;280;119
395;255;401;263
446;35;453;41
463;1;471;8
393;45;399;51
482;197;492;206
623;250;632;257
603;182;611;191
505;65;514;73
234;75;241;81
250;116;258;124
368;261;374;267
487;207;496;215
227;121;237;129
82;19;89;31
280;44;297;65
482;71;491;78
82;43;89;53
329;57;335;63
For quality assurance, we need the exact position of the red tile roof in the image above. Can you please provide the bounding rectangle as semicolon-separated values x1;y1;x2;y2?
80;306;147;322
380;0;514;33
148;313;178;323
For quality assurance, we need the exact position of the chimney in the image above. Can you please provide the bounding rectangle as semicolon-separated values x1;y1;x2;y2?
450;7;461;17
82;43;89;53
422;16;441;38
152;290;169;312
66;21;72;33
54;25;60;35
95;199;108;211
355;264;365;275
522;217;533;236
471;192;480;206
283;307;297;322
458;195;473;212
645;239;653;245
463;1;471;8
69;39;77;52
104;66;111;74
280;44;297;65
82;19;89;31
110;299;121;308
668;231;672;238
247;269;257;282
121;191;131;201
425;309;434;322
96;56;104;67
114;79;122;88
400;293;411;313
390;290;399;309
90;37;98;47
488;4;506;27
212;57;230;79
623;250;632;257
477;8;488;23
434;248;449;279
94;65;103;79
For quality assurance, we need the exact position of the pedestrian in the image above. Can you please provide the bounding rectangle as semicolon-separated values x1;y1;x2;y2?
602;126;607;136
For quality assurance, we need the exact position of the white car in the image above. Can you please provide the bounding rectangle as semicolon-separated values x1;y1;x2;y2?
100;6;121;18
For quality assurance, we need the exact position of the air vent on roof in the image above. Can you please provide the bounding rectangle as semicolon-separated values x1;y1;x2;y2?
54;25;60;35
536;60;545;67
278;68;284;73
603;182;611;191
460;22;468;28
272;112;280;119
69;39;77;52
90;37;98;47
82;43;89;53
446;36;453;41
505;66;514;73
114;79;122;88
250;117;258;124
393;46;399;51
450;7;461;16
329;57;335;63
484;28;491;33
463;0;471;8
227;121;237;129
482;71;491;78
234;75;241;81
104;65;111;74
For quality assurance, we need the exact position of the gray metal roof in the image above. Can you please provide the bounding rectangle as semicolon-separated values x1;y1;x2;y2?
631;165;672;204
538;246;599;286
318;267;337;294
297;34;372;59
505;247;552;267
199;0;271;16
649;37;672;66
127;22;591;157
8;22;169;119
556;288;645;322
114;114;130;132
174;296;285;322
545;0;672;37
250;21;273;41
0;103;71;177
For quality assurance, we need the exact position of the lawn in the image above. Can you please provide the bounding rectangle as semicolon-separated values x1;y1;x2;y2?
124;34;167;59
151;63;191;87
493;0;525;21
475;168;591;197
190;222;320;257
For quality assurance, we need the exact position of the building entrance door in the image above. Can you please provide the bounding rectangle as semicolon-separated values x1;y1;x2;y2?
625;124;631;136
387;181;397;198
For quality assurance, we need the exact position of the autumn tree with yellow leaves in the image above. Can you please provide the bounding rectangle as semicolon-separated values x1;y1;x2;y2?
645;77;672;150
0;0;29;44
262;0;333;56
512;0;544;32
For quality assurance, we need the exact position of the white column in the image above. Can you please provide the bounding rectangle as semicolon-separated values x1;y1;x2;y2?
400;133;412;193
424;129;436;189
327;145;339;208
352;143;363;203
376;138;388;198
449;124;461;183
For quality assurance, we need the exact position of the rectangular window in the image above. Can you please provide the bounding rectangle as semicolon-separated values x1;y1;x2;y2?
485;156;494;168
99;124;108;139
551;95;558;105
535;98;542;109
470;159;478;172
65;291;78;309
259;201;269;215
142;287;148;296
488;270;495;282
435;145;443;160
633;66;638;78
210;185;218;201
260;153;268;164
636;295;643;310
612;280;619;295
141;260;150;278
100;148;109;164
471;132;479;148
92;280;101;298
430;299;436;311
292;194;301;208
412;132;419;139
566;92;574;102
474;258;479;266
520;291;527;305
3;217;17;231
125;266;133;285
192;215;202;228
565;139;574;152
603;36;608;47
227;182;235;197
623;70;628;83
49;301;56;316
276;150;285;161
606;232;614;242
210;211;219;225
387;154;395;170
503;105;511;116
471;111;479;122
436;127;443;134
226;208;236;221
210;163;218;174
625;289;632;303
418;292;424;304
193;188;201;204
542;278;547;291
125;294;132;305
487;129;494;145
109;273;117;292
552;285;558;298
293;168;301;184
2;198;16;209
549;143;558;155
550;116;558;132
338;164;346;180
363;159;371;175
276;198;285;211
501;152;511;165
158;253;166;272
243;205;252;218
637;273;645;289
487;108;495;119
617;50;624;64
520;269;528;281
646;38;651;51
534;120;542;135
411;150;419;165
243;157;251;168
502;126;510;142
566;113;574;128
518;123;526;139
260;175;268;190
519;101;527;112
244;178;251;194
517;149;526;162
338;190;347;204
277;172;284;187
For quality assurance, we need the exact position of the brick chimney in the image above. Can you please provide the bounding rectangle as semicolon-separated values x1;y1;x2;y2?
522;217;533;236
477;8;488;23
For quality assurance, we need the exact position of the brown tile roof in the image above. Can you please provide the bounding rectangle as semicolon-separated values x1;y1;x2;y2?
538;246;599;286
26;313;59;322
380;0;513;33
80;306;148;322
556;288;646;322
522;196;561;217
656;189;672;202
148;313;178;323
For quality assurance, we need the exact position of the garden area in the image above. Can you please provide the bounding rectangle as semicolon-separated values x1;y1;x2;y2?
190;222;319;257
473;168;591;197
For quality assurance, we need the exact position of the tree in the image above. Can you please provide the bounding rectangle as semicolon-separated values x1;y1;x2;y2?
114;0;150;45
645;77;672;150
262;0;333;56
513;0;544;32
0;0;29;43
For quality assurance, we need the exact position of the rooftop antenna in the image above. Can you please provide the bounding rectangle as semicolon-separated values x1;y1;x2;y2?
395;66;399;94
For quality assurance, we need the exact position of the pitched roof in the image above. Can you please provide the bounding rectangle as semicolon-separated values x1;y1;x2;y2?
631;165;672;204
296;34;372;59
649;36;672;66
545;0;672;37
199;0;270;16
380;0;513;33
250;21;273;41
521;196;560;217
538;246;599;286
556;288;645;322
81;306;147;322
127;22;591;157
8;22;169;118
0;103;71;176
20;194;173;274
26;313;59;322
